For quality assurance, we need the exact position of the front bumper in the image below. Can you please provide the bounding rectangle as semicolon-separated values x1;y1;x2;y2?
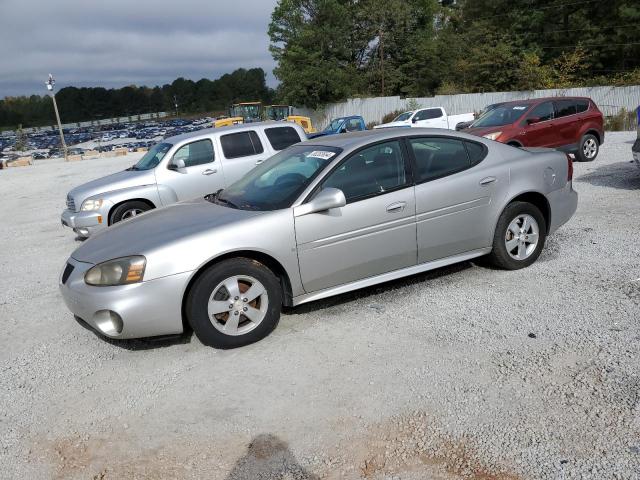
59;257;192;339
547;181;578;235
61;205;111;237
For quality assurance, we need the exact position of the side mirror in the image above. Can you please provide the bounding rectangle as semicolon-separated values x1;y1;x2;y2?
168;158;186;171
412;117;419;123
527;116;541;125
294;188;346;217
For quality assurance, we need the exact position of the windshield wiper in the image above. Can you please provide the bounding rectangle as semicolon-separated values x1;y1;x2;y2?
215;196;239;209
125;165;139;171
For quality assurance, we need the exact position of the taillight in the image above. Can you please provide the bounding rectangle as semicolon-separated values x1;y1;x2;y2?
566;153;573;181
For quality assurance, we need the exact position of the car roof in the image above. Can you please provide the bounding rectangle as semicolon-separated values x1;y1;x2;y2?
499;96;592;107
164;121;301;143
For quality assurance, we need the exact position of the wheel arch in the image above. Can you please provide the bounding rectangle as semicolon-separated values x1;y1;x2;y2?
583;129;601;144
180;250;294;332
499;191;551;234
506;140;523;148
108;198;156;225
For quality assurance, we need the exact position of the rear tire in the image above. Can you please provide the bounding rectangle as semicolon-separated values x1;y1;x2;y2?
576;133;599;162
488;202;547;270
109;200;151;224
186;258;282;349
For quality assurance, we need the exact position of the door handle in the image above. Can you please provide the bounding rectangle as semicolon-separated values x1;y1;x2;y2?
255;159;265;165
202;169;217;175
479;176;496;186
386;202;406;213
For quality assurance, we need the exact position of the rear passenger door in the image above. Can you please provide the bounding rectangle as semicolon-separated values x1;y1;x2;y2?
218;130;269;185
553;100;580;149
409;136;505;263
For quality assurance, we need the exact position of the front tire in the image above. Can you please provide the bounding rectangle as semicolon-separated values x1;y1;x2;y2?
488;202;547;270
109;200;151;224
186;258;282;349
577;133;599;162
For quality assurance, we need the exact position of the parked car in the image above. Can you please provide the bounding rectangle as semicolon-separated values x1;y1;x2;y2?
466;97;604;162
31;151;48;159
455;103;505;131
60;122;307;237
60;128;577;348
308;116;366;138
374;107;474;130
633;106;640;170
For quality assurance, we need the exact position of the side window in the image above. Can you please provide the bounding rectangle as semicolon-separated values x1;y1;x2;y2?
345;118;361;131
464;141;487;166
264;126;301;151
322;140;408;203
527;102;554;122
555;100;577;118
172;139;214;168
220;131;263;159
409;137;470;183
576;100;589;113
414;109;442;121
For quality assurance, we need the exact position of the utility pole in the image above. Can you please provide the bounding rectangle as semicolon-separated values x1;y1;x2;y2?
173;95;179;117
45;74;68;161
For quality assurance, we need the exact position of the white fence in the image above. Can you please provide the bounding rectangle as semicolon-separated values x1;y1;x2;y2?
295;85;640;129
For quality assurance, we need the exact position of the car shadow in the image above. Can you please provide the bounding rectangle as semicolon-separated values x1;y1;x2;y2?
73;315;193;350
224;434;319;480
286;261;474;315
575;161;640;190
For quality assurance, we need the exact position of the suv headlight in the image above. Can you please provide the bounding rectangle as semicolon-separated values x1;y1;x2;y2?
482;131;502;141
85;256;146;286
81;199;103;211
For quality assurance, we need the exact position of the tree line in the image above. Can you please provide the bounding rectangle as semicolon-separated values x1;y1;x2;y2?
269;0;640;107
0;68;273;129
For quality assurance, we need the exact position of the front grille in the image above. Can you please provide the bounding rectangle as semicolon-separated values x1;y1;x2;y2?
66;195;76;212
61;263;74;284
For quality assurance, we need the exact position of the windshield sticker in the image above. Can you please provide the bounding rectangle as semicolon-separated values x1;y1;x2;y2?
512;106;527;110
306;151;335;160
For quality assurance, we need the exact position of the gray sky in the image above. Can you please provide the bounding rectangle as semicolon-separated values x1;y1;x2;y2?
0;0;279;97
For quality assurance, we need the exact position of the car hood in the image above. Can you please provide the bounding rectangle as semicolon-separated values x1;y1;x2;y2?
68;168;155;206
71;198;264;265
373;121;411;129
464;126;506;137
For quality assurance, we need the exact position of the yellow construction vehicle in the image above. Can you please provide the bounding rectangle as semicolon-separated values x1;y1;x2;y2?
286;115;316;134
265;105;293;121
213;102;263;128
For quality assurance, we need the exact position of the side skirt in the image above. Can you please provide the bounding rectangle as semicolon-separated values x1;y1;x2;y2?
292;247;492;307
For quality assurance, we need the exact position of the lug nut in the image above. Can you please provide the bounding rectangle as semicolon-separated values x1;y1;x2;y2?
234;296;239;300
243;298;248;302
243;307;248;312
234;311;239;315
229;304;233;309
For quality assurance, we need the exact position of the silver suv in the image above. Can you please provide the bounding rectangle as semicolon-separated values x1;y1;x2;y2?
61;122;307;237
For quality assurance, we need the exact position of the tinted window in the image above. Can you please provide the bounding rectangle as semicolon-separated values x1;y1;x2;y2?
556;100;577;118
410;137;470;183
221;131;264;159
172;139;213;168
415;109;443;121
464;141;487;166
323;141;407;202
527;102;554;122
576;100;589;113
264;126;301;151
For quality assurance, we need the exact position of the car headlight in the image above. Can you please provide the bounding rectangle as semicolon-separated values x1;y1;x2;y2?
81;199;104;211
85;256;146;286
482;131;502;141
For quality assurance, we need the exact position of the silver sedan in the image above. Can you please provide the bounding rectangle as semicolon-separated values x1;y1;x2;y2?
59;129;578;348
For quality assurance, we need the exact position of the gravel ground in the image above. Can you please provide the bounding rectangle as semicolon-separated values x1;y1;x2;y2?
0;132;639;480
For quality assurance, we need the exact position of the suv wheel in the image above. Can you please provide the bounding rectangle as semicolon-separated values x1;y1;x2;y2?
186;258;282;349
577;134;599;162
488;202;547;270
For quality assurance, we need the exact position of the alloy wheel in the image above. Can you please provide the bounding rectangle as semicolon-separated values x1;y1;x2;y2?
583;138;597;159
505;214;540;260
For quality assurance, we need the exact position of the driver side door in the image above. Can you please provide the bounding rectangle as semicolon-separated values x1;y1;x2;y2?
294;140;417;293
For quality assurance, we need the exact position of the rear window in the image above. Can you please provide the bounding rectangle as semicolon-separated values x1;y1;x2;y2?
556;100;577;118
264;126;302;151
220;131;264;159
576;100;589;113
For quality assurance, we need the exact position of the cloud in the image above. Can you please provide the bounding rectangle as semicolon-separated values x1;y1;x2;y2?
0;0;279;97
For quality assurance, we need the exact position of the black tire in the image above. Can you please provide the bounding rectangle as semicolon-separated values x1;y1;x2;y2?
487;201;547;270
109;200;151;224
576;133;599;162
186;258;282;349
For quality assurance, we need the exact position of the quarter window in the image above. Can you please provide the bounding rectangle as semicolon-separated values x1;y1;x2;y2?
576;100;589;113
171;139;214;168
264;126;302;151
555;100;577;118
322;140;408;202
464;141;487;166
409;137;470;183
220;131;264;159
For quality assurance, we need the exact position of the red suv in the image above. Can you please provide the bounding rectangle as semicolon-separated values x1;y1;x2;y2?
466;97;604;161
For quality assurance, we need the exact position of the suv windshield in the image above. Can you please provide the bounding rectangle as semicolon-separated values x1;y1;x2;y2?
131;142;172;170
393;112;413;122
214;145;342;211
471;104;531;128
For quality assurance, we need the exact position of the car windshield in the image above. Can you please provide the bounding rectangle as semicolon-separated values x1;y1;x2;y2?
393;112;413;122
131;142;172;170
471;104;531;128
325;118;345;132
214;145;342;211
